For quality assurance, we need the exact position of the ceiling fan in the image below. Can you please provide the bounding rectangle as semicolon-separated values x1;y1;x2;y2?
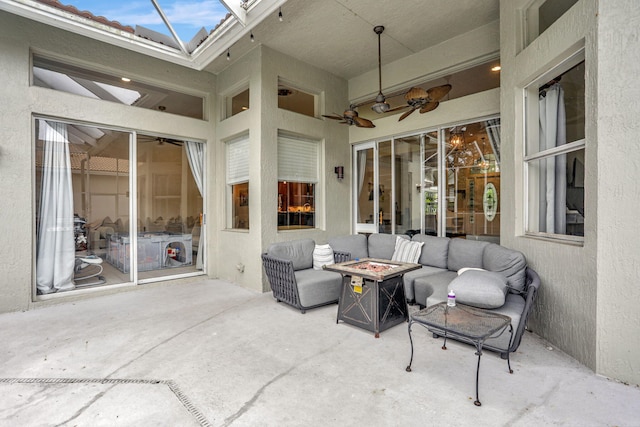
138;135;184;146
387;84;453;121
322;105;375;128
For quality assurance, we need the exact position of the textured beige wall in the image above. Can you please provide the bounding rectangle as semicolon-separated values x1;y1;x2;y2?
594;0;640;385
215;45;351;292
500;0;640;386
500;0;598;373
0;12;214;313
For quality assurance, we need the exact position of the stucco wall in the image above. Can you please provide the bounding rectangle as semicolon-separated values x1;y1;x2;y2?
0;12;215;313
499;0;640;386
215;45;350;292
594;0;640;385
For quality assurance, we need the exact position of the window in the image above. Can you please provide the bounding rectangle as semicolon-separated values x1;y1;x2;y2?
224;84;250;119
226;135;250;229
524;0;579;48
277;79;318;118
278;134;319;230
32;55;205;119
524;51;585;239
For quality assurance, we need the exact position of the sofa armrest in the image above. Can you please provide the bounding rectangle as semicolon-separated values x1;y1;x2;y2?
507;267;540;353
261;253;302;310
333;250;351;263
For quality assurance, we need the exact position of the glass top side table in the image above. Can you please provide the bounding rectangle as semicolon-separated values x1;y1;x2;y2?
406;302;513;406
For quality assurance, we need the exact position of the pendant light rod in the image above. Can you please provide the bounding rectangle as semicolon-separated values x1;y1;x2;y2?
372;25;390;114
375;25;384;94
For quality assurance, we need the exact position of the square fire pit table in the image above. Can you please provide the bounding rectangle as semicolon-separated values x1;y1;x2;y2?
324;258;421;338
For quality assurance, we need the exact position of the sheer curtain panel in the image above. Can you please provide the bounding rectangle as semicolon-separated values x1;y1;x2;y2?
36;120;76;294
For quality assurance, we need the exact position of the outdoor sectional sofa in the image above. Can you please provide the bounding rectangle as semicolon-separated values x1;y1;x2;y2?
261;233;540;357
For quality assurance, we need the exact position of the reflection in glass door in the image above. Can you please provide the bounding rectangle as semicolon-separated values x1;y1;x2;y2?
352;119;500;240
444;120;500;240
137;135;204;280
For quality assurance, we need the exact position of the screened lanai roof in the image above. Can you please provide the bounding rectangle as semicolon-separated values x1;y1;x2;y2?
36;0;234;53
1;0;286;69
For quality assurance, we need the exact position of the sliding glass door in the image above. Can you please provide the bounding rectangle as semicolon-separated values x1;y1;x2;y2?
352;118;500;240
34;118;205;295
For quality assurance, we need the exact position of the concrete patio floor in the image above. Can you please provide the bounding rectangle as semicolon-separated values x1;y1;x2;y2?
0;279;638;427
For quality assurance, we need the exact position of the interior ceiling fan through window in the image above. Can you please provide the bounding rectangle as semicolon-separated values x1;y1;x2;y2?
138;135;184;146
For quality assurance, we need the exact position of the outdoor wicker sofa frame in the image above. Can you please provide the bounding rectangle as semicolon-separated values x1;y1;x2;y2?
261;250;351;313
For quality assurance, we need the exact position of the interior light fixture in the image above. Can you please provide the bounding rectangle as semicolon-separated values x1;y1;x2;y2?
371;25;390;114
227;49;230;60
449;127;465;148
491;65;501;72
278;7;283;22
121;77;131;82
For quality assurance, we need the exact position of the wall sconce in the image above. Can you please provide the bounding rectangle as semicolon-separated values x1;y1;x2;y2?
334;166;344;180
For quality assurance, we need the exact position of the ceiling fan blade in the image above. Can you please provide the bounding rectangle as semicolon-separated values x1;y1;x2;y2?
398;108;417;121
387;105;410;113
419;101;440;114
322;114;344;120
427;84;452;101
354;116;375;128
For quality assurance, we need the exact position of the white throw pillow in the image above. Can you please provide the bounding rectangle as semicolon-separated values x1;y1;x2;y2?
391;236;424;264
457;267;487;275
313;244;335;270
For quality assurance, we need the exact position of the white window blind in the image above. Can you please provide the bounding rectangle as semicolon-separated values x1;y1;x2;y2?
227;135;249;184
278;135;318;182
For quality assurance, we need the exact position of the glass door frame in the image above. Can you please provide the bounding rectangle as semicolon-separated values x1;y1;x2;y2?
351;116;499;238
353;141;378;234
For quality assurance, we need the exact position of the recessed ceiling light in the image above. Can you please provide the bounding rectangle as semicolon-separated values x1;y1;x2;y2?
491;65;501;72
121;77;131;82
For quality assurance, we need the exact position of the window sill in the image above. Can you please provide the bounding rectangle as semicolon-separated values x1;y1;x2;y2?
523;232;584;247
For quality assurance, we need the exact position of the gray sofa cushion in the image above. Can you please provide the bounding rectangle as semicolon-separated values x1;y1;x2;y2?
415;271;458;307
484;293;526;351
412;234;450;269
294;269;343;308
450;270;508;309
482;243;527;293
447;239;490;272
267;238;315;271
328;234;369;259
402;265;448;301
368;233;408;259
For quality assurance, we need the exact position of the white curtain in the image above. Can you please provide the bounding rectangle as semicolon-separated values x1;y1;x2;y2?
539;84;567;234
36;121;76;294
185;141;204;270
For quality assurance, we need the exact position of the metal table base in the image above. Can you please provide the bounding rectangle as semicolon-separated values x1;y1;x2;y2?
405;302;513;406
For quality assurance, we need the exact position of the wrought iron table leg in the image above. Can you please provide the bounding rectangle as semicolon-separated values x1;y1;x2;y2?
474;345;483;406
406;320;414;372
506;324;513;373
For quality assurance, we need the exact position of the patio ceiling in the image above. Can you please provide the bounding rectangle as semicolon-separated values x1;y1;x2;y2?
0;0;499;80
